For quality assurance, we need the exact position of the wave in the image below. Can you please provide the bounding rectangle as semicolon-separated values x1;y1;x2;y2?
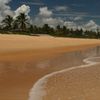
28;56;100;100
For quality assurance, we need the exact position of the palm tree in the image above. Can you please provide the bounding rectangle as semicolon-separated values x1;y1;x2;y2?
2;15;13;30
29;24;34;33
42;24;50;34
96;27;100;39
13;20;18;31
15;13;29;31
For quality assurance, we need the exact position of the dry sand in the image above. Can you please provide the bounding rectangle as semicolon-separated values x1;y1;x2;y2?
0;34;100;100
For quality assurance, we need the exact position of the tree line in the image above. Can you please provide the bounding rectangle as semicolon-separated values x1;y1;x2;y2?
0;13;100;39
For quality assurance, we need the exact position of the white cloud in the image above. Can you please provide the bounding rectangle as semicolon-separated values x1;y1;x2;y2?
33;7;82;28
39;7;53;17
21;2;44;6
33;7;100;32
55;6;68;12
0;0;14;22
34;17;64;28
64;20;100;31
43;18;64;27
64;21;78;30
0;1;31;22
74;16;83;21
14;4;30;19
33;7;64;27
0;2;31;24
0;2;97;32
84;20;98;31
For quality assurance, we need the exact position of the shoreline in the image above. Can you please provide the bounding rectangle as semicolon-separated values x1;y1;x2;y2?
43;57;100;100
28;57;100;100
0;34;100;100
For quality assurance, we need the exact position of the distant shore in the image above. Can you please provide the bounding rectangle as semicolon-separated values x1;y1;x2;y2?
0;34;100;100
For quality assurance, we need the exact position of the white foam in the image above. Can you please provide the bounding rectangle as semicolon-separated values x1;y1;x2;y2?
28;56;100;100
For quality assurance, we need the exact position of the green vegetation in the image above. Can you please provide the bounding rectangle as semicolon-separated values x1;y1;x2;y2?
0;13;100;39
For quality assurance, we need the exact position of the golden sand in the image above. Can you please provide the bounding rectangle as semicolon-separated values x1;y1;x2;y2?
0;34;100;100
44;63;100;100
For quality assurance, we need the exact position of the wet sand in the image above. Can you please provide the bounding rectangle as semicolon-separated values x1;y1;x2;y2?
43;58;100;100
0;34;100;100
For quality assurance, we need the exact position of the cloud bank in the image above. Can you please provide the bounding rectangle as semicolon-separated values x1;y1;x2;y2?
33;6;99;31
14;4;30;19
0;0;30;22
39;7;53;17
0;0;14;22
0;1;99;31
55;6;68;12
84;20;98;31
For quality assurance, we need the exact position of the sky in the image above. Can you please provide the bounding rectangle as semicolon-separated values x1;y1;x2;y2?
0;0;100;31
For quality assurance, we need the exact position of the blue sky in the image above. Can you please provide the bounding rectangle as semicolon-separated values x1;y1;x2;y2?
0;0;99;30
9;0;100;24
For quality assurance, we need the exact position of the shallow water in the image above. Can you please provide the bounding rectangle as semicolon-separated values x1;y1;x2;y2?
28;46;100;100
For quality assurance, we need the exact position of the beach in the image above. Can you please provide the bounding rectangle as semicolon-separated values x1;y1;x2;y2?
42;58;100;100
0;34;100;100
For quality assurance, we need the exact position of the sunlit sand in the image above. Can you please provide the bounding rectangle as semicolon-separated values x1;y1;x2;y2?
0;34;100;100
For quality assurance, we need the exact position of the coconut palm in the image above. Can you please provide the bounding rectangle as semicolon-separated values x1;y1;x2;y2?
2;15;13;30
15;13;29;31
96;27;100;39
12;20;19;30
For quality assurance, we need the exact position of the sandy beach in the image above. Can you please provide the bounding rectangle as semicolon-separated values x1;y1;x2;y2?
43;58;100;100
0;34;100;100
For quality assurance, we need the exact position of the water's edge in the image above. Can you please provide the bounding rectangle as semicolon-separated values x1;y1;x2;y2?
28;46;100;100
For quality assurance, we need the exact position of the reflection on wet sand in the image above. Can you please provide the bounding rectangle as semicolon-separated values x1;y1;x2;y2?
29;47;100;100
